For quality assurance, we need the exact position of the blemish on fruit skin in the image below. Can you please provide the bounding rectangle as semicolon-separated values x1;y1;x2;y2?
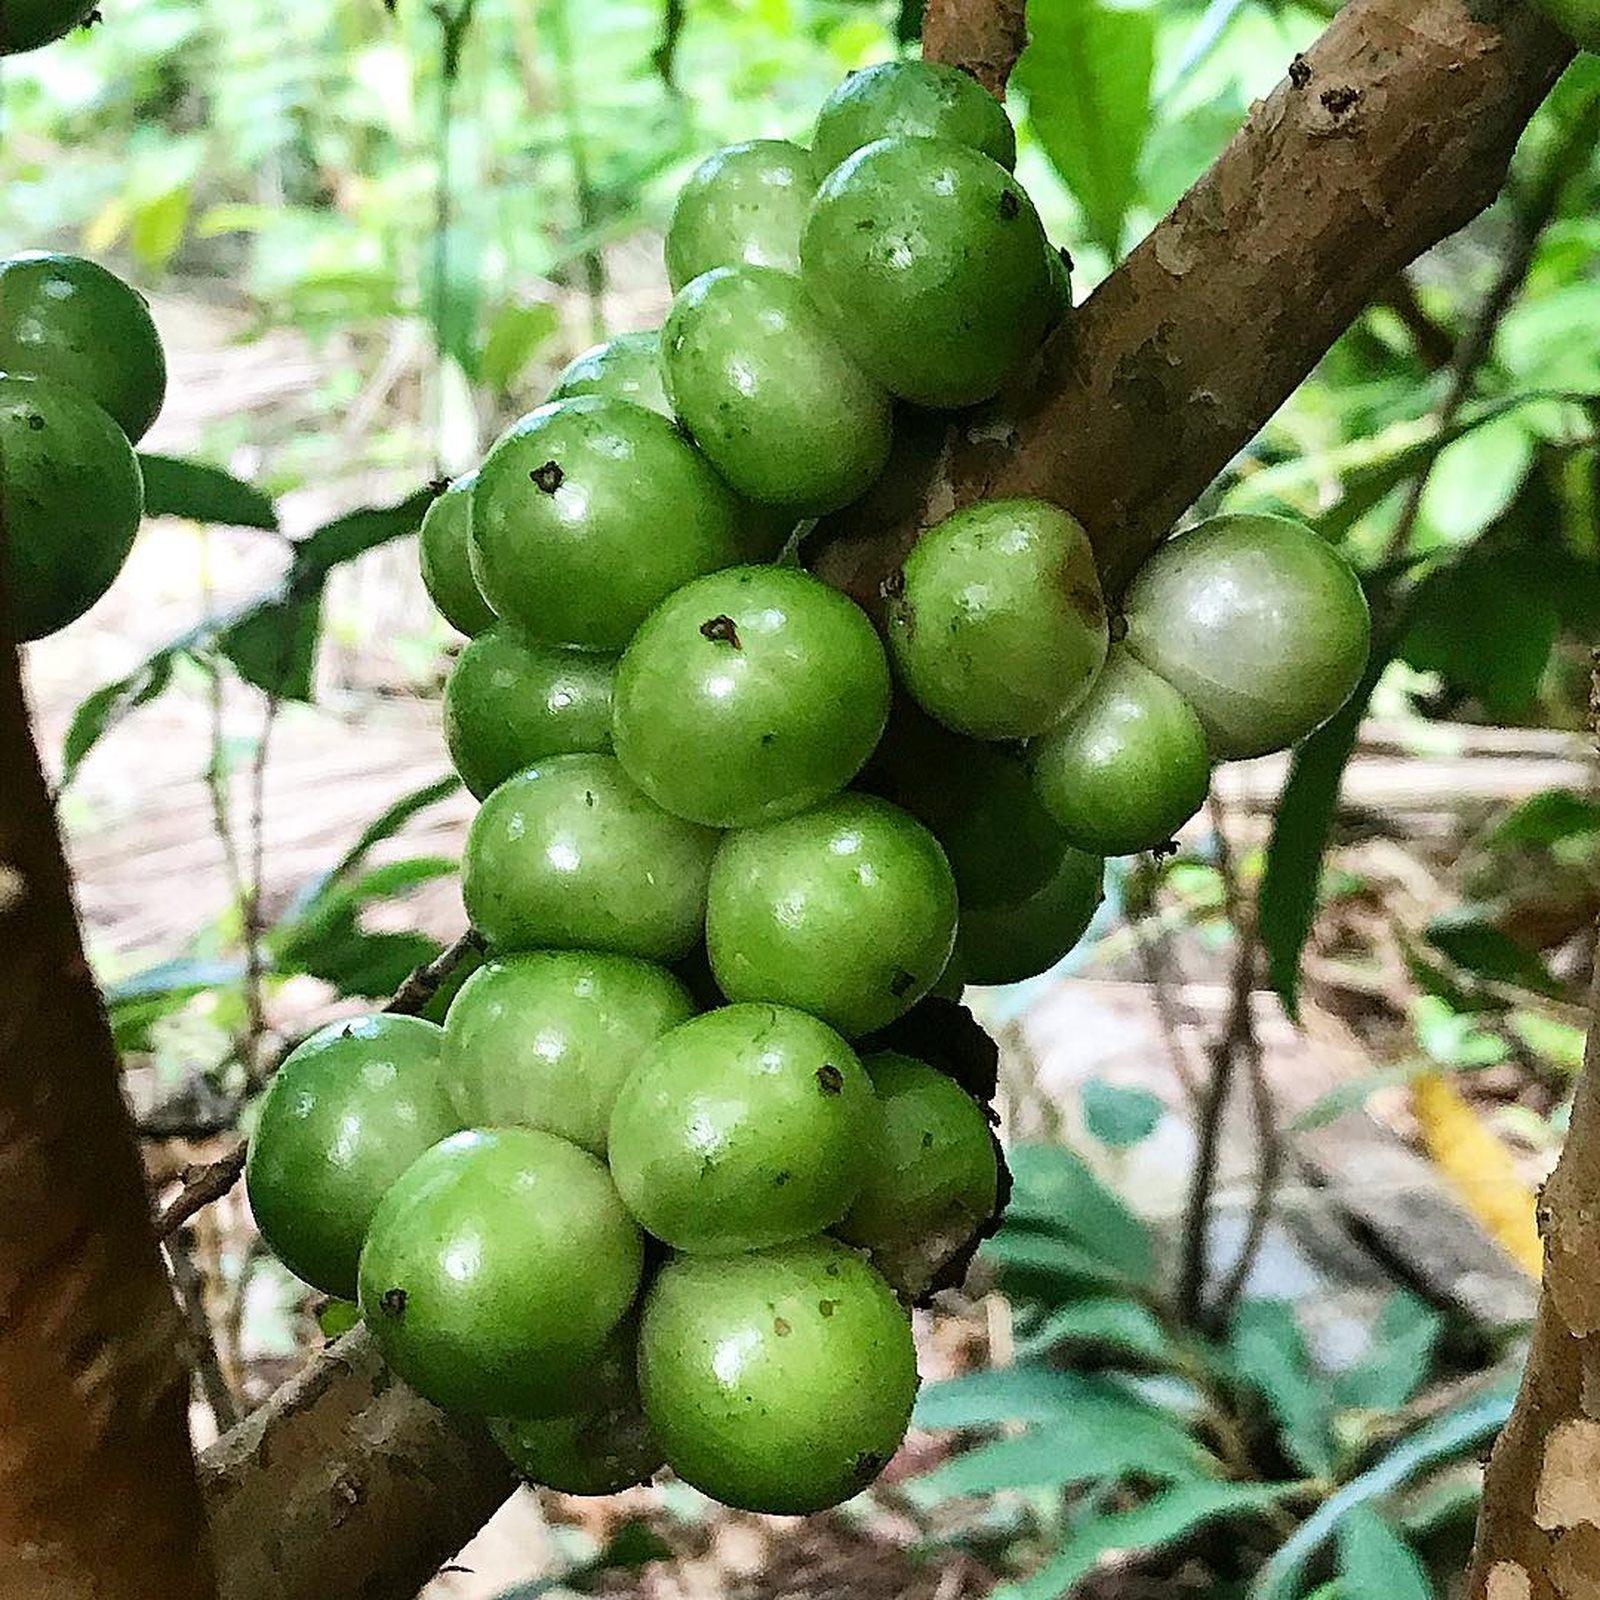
26;413;44;431
773;1170;792;1187
890;968;916;997
700;614;742;649
773;1316;791;1337
997;190;1021;222
853;1450;886;1483
530;460;564;493
818;1298;839;1317
816;1063;845;1095
379;1287;408;1319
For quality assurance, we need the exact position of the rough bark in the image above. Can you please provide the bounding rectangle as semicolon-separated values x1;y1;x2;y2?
199;1328;515;1600
813;0;1573;607
920;0;1027;96
0;635;217;1594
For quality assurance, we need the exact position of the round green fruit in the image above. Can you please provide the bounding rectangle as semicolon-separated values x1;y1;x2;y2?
491;1321;663;1496
462;753;718;961
550;329;671;417
638;1238;918;1514
419;473;496;636
443;951;693;1155
955;844;1104;987
665;140;820;293
706;794;958;1037
612;565;891;828
0;0;95;56
864;710;1066;909
1531;0;1600;50
1;372;143;642
470;396;777;651
1121;513;1371;760
357;1127;644;1417
801;136;1051;408
835;1051;998;1299
0;253;166;441
1029;647;1211;856
443;627;614;800
887;497;1108;740
662;266;892;515
245;1014;460;1300
812;60;1016;173
608;1003;875;1252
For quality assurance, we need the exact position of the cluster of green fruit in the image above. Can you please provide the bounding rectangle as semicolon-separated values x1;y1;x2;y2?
0;251;165;641
0;0;95;56
246;59;1371;1516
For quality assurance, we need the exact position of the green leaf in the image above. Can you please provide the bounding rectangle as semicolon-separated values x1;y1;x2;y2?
981;1227;1134;1294
1004;1143;1156;1285
287;487;440;588
59;652;177;788
219;595;322;701
138;454;279;530
481;299;561;392
1425;909;1562;997
128;181;192;273
103;956;247;1006
1289;1060;1441;1134
994;1481;1300;1600
1015;0;1156;260
915;1366;1154;1430
1012;1296;1178;1366
1082;1078;1164;1148
1229;1301;1335;1480
1487;789;1600;849
1334;1294;1443;1414
1336;1509;1434;1600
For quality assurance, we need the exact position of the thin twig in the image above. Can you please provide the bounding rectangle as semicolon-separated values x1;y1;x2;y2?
1130;905;1204;1110
166;1229;240;1431
548;0;608;340
156;1145;248;1240
241;695;278;1089
385;927;485;1017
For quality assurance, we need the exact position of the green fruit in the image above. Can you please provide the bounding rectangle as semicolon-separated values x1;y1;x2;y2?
0;372;143;641
1046;243;1073;327
462;753;718;961
444;627;614;800
490;1322;663;1495
245;1014;460;1300
1531;0;1600;50
835;1051;998;1299
612;565;891;828
0;0;95;56
638;1238;918;1514
706;795;958;1037
886;497;1108;740
864;710;1066;909
955;844;1104;986
608;1003;875;1251
551;329;671;417
0;253;167;441
663;266;892;515
357;1127;644;1416
665;140;820;293
801;136;1051;407
471;396;778;651
1029;647;1211;856
443;951;694;1154
812;60;1017;172
1121;513;1371;760
419;473;496;636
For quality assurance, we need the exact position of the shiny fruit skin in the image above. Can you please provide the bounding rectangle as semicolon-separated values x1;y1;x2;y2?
245;1014;460;1300
0;253;166;441
0;372;143;641
706;795;958;1037
637;1238;918;1514
955;844;1104;986
550;329;671;417
470;396;777;651
886;497;1108;740
801;137;1051;408
462;753;718;961
662;266;892;515
1121;513;1371;760
811;60;1017;173
443;627;614;800
1029;647;1211;856
1531;0;1600;49
419;472;496;636
607;1003;875;1252
490;1322;663;1495
443;951;693;1155
665;140;819;293
612;565;891;828
863;709;1065;909
835;1051;998;1299
357;1127;644;1417
0;0;95;57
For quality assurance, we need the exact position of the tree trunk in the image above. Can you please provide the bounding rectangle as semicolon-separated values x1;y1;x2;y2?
0;627;217;1593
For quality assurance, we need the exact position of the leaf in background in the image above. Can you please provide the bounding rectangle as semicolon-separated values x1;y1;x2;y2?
1425;908;1562;997
1228;1301;1336;1480
1415;415;1535;547
1015;0;1156;261
219;594;322;701
982;1227;1135;1295
1005;1143;1157;1286
1289;1059;1442;1135
287;486;440;583
915;1365;1162;1431
59;651;177;789
129;180;193;273
481;299;561;392
139;454;279;530
1334;1294;1443;1415
994;1481;1299;1600
1487;788;1600;849
1082;1077;1164;1148
1012;1296;1178;1366
426;223;482;380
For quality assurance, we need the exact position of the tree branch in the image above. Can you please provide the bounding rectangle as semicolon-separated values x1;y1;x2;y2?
921;0;1028;96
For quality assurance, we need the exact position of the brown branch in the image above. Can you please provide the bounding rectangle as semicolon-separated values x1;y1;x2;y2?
813;0;1572;607
167;1231;241;1432
157;1145;248;1240
383;926;484;1017
921;0;1028;96
0;638;217;1590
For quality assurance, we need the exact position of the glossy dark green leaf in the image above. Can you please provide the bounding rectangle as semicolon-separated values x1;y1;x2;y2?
60;651;178;788
139;453;279;530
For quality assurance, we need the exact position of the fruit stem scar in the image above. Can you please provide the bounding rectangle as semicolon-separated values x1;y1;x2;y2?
700;614;742;648
816;1063;845;1095
530;460;564;493
379;1287;408;1318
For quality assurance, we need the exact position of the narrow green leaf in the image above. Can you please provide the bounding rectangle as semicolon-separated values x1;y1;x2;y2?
1004;1143;1156;1286
916;1366;1170;1432
1334;1294;1443;1415
1488;788;1600;849
1229;1301;1335;1480
219;594;322;701
481;300;561;392
1336;1508;1433;1600
1425;909;1562;997
139;454;278;530
288;487;440;587
59;651;177;788
981;1227;1133;1294
1012;1296;1178;1366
